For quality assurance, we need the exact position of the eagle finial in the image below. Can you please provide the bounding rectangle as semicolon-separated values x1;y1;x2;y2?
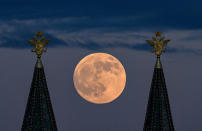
146;32;170;57
27;31;50;58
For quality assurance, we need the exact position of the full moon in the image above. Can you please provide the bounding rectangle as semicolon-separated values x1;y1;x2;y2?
73;53;126;104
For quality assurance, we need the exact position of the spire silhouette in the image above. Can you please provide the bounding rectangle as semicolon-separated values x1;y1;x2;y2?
21;31;57;131
143;32;174;131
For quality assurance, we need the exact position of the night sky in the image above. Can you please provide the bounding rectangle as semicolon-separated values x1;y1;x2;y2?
0;0;202;130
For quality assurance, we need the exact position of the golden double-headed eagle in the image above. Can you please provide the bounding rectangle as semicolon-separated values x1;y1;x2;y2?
146;32;170;56
27;31;50;57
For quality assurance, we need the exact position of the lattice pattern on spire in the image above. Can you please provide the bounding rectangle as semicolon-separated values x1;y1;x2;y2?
22;59;57;131
144;32;174;130
22;32;57;131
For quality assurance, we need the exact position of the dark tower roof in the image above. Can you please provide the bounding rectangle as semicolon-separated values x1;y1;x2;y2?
22;31;57;131
143;57;174;131
144;32;174;131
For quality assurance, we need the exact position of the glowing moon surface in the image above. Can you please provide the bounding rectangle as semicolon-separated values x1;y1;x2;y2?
73;53;126;104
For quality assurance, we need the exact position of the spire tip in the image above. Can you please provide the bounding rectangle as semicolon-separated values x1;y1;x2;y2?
28;31;50;58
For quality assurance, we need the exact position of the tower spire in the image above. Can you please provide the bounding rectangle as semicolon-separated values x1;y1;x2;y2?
143;32;174;130
22;31;57;131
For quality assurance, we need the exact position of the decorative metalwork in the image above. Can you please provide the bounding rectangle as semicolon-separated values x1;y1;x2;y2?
27;31;50;58
21;48;58;130
146;32;170;57
143;33;175;130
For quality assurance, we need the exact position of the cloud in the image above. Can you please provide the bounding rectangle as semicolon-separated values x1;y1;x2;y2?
0;17;201;55
45;28;202;54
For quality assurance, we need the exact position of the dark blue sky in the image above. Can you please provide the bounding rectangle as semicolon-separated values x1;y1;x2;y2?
1;0;202;28
0;0;201;51
0;0;202;131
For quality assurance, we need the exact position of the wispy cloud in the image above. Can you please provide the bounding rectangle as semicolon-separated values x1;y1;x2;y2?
0;17;201;55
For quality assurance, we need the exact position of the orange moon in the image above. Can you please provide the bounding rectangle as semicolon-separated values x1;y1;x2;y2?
73;53;126;104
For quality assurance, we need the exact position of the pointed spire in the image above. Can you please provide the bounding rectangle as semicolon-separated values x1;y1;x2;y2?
22;31;57;131
36;57;43;68
155;55;162;69
143;32;174;130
